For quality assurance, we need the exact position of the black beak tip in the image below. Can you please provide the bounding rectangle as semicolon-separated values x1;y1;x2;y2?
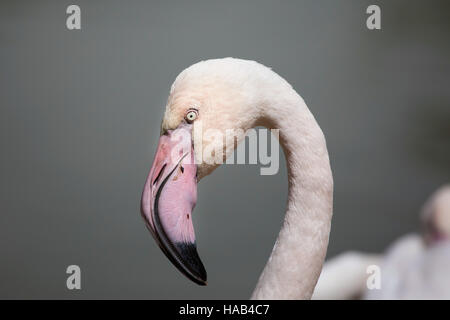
175;242;208;286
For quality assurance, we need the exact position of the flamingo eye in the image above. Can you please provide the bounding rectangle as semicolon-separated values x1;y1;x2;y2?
185;110;198;123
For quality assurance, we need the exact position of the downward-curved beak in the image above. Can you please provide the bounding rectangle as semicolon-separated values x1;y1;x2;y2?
141;125;207;285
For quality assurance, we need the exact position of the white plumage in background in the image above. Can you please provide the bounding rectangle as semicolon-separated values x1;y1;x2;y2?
313;185;450;300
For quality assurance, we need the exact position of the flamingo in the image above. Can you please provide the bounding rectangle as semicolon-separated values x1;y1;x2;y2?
140;58;334;299
312;184;450;299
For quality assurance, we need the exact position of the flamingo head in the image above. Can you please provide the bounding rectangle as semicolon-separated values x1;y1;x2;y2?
141;58;267;285
421;185;450;246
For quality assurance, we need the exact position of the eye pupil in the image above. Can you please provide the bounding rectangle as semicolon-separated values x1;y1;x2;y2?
186;110;197;122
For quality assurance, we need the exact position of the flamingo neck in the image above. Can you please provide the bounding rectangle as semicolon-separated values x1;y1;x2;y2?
251;89;333;299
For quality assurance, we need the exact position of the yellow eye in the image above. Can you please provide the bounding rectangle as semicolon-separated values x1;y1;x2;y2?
185;110;198;123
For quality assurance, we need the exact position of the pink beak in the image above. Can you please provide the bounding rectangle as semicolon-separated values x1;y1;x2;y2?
141;124;207;285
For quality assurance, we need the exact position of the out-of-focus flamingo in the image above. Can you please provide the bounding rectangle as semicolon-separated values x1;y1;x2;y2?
313;185;450;300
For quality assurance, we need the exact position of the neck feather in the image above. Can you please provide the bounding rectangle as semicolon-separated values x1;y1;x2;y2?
251;84;333;299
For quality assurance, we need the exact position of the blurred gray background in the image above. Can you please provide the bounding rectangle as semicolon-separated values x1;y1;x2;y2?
0;0;449;299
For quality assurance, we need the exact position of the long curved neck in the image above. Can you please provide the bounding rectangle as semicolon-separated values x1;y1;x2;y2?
251;87;333;299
